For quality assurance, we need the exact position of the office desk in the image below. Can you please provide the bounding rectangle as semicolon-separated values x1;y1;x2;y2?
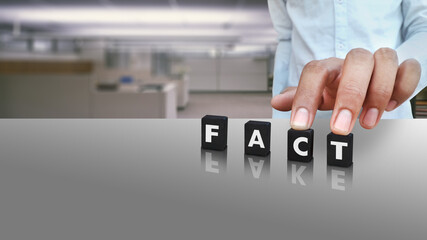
92;83;177;118
0;119;425;240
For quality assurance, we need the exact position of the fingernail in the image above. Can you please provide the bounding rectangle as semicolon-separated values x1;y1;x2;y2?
334;109;352;134
291;108;309;130
386;100;397;111
363;108;379;128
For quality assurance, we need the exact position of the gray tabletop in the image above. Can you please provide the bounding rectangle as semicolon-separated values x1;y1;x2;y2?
0;119;426;240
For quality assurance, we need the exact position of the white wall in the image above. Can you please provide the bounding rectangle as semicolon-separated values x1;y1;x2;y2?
186;58;218;91
219;58;268;91
184;56;268;92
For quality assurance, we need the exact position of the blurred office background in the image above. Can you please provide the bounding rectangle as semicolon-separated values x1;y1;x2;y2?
0;0;276;118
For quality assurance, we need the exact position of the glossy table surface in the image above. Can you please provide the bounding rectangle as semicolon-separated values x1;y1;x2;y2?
0;119;426;240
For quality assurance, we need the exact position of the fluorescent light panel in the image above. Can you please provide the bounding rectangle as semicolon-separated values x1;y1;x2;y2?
0;7;268;25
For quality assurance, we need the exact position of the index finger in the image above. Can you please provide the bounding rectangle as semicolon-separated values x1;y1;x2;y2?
330;48;375;135
290;58;342;130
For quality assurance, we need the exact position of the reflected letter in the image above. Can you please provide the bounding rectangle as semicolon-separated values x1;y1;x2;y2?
287;161;313;186
201;148;227;174
244;154;270;179
327;165;353;191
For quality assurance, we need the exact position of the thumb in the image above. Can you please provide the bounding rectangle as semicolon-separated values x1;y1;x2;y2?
271;87;297;111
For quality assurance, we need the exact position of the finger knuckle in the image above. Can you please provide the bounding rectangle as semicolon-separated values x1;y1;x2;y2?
326;57;340;62
304;60;329;76
372;86;392;100
403;58;422;73
374;48;397;61
341;83;365;99
348;48;374;62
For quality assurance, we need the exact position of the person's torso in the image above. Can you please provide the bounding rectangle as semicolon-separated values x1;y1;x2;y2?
286;0;403;81
277;0;411;119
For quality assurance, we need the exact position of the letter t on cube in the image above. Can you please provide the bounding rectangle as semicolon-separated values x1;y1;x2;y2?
201;115;228;151
327;132;353;167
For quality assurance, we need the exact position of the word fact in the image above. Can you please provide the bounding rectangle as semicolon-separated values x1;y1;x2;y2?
201;115;353;168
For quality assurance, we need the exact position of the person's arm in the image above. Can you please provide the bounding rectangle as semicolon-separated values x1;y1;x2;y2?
268;0;292;103
396;0;427;98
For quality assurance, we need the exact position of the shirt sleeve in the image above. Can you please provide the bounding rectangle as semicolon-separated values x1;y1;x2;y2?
268;0;293;97
396;0;427;98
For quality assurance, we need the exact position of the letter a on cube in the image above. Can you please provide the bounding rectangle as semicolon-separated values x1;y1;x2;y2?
288;129;314;162
245;121;271;156
201;115;228;151
327;132;353;167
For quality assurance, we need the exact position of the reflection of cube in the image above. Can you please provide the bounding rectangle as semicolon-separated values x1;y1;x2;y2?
287;160;313;186
288;129;314;162
245;121;271;156
327;132;353;167
201;115;228;151
201;149;227;174
327;165;353;191
244;154;271;179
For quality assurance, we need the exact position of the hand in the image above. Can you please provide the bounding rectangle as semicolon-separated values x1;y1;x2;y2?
271;48;421;135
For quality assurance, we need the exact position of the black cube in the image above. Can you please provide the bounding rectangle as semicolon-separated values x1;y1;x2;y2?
244;121;271;156
201;115;228;151
327;132;353;167
288;128;314;162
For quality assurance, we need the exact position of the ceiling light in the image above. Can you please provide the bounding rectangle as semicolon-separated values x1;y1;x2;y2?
0;7;266;25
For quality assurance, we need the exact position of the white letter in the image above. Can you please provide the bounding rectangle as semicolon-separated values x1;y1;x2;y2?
292;164;307;186
293;137;308;156
330;141;348;160
205;124;219;143
331;169;345;191
248;157;265;179
248;130;265;149
205;152;219;174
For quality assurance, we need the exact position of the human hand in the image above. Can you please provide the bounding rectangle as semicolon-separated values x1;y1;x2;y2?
271;48;421;135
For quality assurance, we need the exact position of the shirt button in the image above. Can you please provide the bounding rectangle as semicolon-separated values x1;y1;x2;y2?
337;43;344;50
337;0;343;3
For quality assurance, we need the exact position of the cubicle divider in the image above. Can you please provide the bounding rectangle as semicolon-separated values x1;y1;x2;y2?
0;61;178;118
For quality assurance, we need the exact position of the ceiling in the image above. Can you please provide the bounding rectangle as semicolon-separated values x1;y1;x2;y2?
0;0;277;52
0;0;266;8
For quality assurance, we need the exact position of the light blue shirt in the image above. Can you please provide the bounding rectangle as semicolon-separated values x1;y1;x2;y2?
268;0;427;119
